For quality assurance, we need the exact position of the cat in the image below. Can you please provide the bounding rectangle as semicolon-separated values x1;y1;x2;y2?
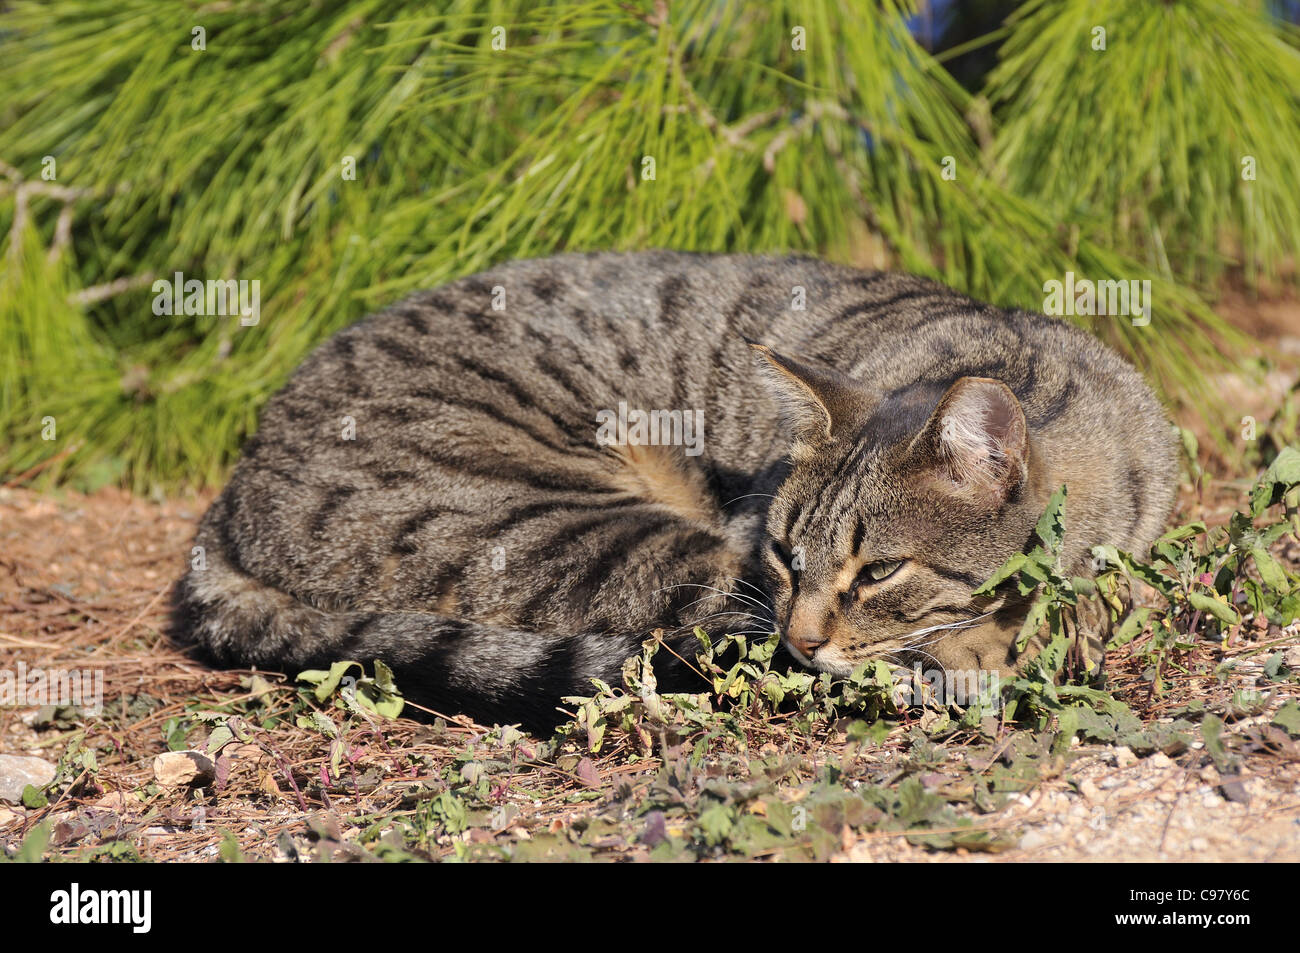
172;250;1178;729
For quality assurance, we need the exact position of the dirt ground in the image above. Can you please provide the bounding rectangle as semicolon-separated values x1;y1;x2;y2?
0;476;1297;862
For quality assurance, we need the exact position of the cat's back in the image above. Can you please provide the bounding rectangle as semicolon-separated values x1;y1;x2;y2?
246;249;1172;492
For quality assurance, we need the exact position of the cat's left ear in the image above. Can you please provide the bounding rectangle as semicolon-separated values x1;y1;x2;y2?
748;342;873;446
909;377;1029;504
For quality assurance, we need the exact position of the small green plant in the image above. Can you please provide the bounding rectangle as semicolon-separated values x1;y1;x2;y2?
975;446;1299;741
297;659;406;720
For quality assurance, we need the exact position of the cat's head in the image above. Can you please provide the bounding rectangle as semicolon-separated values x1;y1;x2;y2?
752;343;1041;676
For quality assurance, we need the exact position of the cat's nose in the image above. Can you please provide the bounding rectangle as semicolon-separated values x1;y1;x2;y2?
787;628;829;659
786;600;830;659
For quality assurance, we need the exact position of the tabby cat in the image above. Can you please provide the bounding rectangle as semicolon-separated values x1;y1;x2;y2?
173;251;1178;729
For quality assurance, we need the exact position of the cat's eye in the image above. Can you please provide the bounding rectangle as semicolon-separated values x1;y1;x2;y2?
853;559;904;596
867;560;902;582
768;538;792;566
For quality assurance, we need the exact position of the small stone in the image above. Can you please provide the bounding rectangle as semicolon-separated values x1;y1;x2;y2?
1189;837;1209;851
1078;779;1104;804
1113;746;1138;769
836;840;873;863
1199;765;1220;785
1217;775;1252;805
225;743;264;762
1019;830;1047;850
93;791;138;814
0;806;21;826
1148;752;1174;769
0;754;57;803
152;750;216;787
1284;645;1300;671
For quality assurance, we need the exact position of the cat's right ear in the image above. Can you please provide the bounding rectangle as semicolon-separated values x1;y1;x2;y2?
907;376;1029;506
748;341;872;447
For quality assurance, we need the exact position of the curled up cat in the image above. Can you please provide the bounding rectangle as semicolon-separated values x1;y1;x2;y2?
172;251;1178;730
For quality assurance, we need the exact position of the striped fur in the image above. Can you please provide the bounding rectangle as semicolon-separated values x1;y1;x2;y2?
172;251;1178;728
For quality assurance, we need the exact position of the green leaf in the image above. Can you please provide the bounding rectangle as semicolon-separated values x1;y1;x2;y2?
1250;546;1289;592
1272;446;1300;484
163;717;192;752
973;552;1028;596
1129;561;1179;598
1016;598;1049;652
309;711;338;737
697;804;736;847
1157;522;1207;543
372;659;399;693
300;660;358;703
1272;701;1300;738
3;822;51;863
1054;706;1080;754
1252;446;1300;516
1107;606;1151;650
1201;714;1236;771
1034;486;1068;552
354;681;405;720
1187;591;1241;626
1036;633;1070;677
218;830;245;863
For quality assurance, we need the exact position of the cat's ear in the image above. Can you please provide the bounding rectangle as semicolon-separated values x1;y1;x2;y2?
748;341;872;445
909;377;1028;504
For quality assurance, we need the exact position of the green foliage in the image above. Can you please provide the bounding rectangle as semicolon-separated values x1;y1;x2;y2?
297;659;407;720
0;0;1252;488
561;629;901;757
0;822;52;863
217;831;246;863
973;484;1094;657
978;446;1300;741
987;0;1300;291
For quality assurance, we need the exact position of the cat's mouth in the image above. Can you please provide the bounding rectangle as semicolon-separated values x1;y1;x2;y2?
784;636;856;677
786;612;1000;678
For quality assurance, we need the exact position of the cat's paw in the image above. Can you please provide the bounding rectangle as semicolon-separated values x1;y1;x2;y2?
1063;590;1113;677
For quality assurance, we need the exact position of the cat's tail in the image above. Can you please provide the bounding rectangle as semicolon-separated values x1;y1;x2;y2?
170;538;700;731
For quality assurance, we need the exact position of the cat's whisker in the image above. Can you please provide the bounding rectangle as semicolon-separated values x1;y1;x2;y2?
726;577;775;610
901;609;996;646
672;597;775;632
673;593;736;616
905;648;945;671
720;492;777;508
906;620;983;647
691;610;774;630
655;582;774;616
663;604;775;632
